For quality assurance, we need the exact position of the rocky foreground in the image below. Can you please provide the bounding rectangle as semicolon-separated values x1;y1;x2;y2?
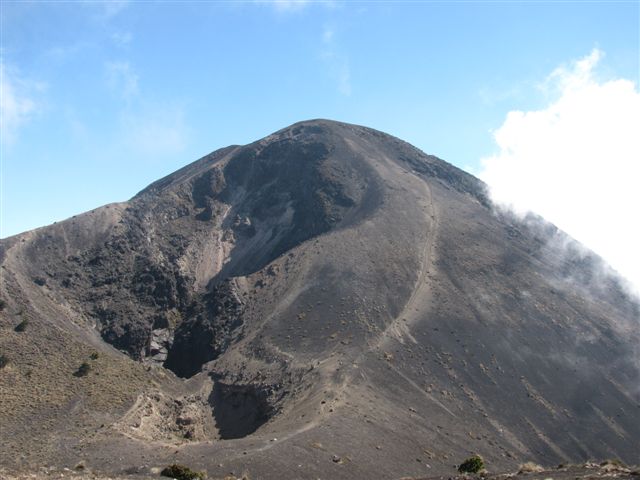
1;461;638;480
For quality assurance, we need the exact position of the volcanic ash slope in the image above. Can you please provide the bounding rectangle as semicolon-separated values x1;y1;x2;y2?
0;120;638;479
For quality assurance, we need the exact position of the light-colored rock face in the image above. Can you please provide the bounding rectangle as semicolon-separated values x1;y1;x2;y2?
148;328;172;363
0;120;638;480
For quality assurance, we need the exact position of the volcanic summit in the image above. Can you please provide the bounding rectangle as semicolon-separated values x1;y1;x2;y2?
1;120;638;479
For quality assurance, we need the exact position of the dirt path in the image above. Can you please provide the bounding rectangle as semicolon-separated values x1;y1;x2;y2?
325;154;441;418
375;169;439;348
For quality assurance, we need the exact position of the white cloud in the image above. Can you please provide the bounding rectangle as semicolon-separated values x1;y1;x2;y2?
321;25;351;96
0;62;44;145
479;49;640;293
105;61;139;100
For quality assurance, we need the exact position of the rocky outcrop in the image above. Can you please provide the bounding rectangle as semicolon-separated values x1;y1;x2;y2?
164;280;246;378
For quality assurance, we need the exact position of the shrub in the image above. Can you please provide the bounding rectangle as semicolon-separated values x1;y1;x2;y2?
15;319;29;332
519;462;544;473
90;352;99;360
74;362;92;377
458;455;485;474
0;299;6;311
160;464;205;480
0;354;8;369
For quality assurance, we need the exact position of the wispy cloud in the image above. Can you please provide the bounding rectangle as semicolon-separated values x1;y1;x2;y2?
44;42;90;64
478;84;523;107
0;62;45;146
84;0;130;20
111;31;133;48
104;59;189;158
257;0;310;12
323;27;334;43
256;0;338;13
321;25;351;96
105;61;139;100
541;48;603;95
479;49;640;292
121;105;189;157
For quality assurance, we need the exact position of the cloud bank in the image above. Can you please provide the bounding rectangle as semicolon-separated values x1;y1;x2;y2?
479;49;640;293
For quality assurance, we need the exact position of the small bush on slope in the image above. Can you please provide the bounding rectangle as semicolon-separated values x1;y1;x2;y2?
160;464;205;480
458;455;485;474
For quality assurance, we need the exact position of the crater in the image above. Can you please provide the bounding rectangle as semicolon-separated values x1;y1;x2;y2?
209;380;280;440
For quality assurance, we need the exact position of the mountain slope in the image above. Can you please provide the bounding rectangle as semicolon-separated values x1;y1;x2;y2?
0;120;638;479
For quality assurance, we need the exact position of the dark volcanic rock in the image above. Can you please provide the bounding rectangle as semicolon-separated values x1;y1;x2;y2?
209;378;281;440
165;280;245;378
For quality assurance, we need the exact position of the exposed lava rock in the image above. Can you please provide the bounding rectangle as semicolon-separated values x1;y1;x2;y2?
164;280;245;378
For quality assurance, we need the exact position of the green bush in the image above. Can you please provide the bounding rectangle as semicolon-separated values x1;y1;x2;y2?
160;464;205;480
458;455;485;474
74;362;92;377
15;319;29;332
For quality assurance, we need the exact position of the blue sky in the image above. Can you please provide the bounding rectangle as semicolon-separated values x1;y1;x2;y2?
1;1;639;288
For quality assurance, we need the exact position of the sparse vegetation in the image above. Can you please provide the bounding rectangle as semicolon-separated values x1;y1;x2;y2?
14;318;29;332
74;362;92;377
0;298;6;311
519;462;544;473
90;351;100;360
458;455;485;474
0;354;8;369
160;464;205;480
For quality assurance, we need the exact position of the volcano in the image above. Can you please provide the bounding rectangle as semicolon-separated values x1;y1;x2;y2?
1;120;638;479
